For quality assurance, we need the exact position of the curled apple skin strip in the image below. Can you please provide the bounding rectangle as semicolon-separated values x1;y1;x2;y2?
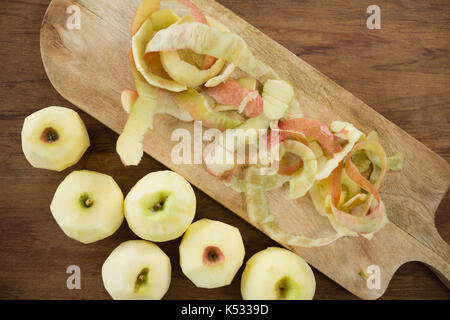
172;88;243;130
145;22;277;81
309;178;360;237
347;138;388;191
344;138;388;220
204;63;236;87
158;15;226;88
262;129;309;178
331;158;387;234
245;167;344;247
159;50;225;87
121;89;139;114
116;52;159;166
278;152;303;176
116;95;157;166
266;128;310;178
176;0;216;69
314;121;363;180
245;167;271;223
132;18;187;92
278;118;342;157
280;140;317;199
310;137;389;236
261;215;344;248
204;79;263;118
121;88;193;122
131;0;161;36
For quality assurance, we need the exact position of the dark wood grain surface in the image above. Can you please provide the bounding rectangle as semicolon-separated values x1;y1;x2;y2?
0;0;448;300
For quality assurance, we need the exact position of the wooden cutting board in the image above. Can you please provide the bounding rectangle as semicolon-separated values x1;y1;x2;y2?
40;0;449;299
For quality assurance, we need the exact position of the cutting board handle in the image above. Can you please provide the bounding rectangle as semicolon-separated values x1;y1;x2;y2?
415;234;450;289
428;265;450;289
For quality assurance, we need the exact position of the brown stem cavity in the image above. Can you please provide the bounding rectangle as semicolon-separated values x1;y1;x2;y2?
202;246;225;266
79;193;94;209
40;127;59;143
275;276;300;300
140;191;172;215
134;267;149;293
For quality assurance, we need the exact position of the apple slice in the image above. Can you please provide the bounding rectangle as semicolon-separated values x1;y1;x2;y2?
261;80;294;120
151;9;179;31
131;0;160;36
262;93;288;120
21;106;90;172
50;170;124;244
263;80;294;104
125;171;196;242
102;240;171;300
241;247;315;300
172;88;243;130
179;219;245;288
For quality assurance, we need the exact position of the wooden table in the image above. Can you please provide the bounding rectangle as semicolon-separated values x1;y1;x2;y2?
0;0;448;299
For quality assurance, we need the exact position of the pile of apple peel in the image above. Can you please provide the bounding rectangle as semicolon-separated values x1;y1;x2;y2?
117;0;403;247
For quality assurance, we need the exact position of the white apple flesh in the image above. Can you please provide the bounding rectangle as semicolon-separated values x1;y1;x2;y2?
125;170;196;242
263;80;294;104
241;247;316;300
102;240;171;300
262;80;294;120
21;106;90;171
179;219;245;289
50;170;124;244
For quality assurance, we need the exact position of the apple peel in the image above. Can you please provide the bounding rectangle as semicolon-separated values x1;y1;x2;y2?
281;140;317;199
160;50;225;87
132;18;187;92
331;151;387;235
116;53;159;166
314;121;363;180
145;22;278;81
172;88;243;130
279;118;342;158
203;140;236;179
116;93;157;166
204;78;263;118
151;9;179;31
245;167;344;247
121;89;139;114
205;63;236;87
131;0;161;36
175;0;216;69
